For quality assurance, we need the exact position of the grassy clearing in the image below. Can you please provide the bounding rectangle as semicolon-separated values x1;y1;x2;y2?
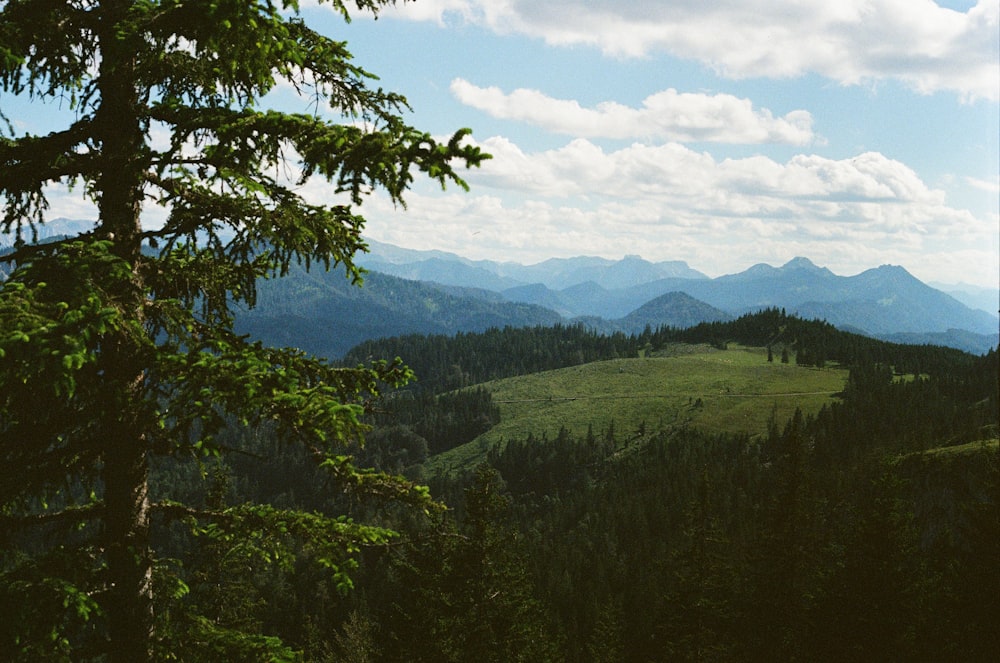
428;344;849;474
917;438;999;457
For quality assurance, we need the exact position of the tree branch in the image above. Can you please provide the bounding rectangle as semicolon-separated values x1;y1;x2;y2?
0;501;104;533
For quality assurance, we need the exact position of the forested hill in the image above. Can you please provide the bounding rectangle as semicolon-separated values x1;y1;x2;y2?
334;309;998;662
140;311;998;660
343;308;979;392
234;264;562;358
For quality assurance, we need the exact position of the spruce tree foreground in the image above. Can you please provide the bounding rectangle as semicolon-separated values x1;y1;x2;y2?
0;1;486;660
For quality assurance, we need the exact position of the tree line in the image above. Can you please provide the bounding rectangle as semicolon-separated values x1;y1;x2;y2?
2;0;996;657
366;344;998;661
344;309;982;392
338;311;991;482
6;309;990;659
148;311;994;661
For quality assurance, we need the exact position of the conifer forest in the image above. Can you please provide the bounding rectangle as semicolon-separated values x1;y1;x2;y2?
0;1;997;661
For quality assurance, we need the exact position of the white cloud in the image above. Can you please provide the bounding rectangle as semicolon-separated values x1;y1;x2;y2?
450;79;818;145
361;186;998;287
355;134;997;287
466;136;949;209
387;0;1000;101
966;175;1000;193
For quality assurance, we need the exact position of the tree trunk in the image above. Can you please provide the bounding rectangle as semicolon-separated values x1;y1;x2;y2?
103;418;154;663
96;2;154;660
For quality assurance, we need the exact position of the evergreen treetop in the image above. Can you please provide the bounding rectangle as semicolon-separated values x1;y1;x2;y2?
0;1;487;660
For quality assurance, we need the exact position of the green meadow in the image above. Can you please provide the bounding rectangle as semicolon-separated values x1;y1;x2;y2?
429;344;849;472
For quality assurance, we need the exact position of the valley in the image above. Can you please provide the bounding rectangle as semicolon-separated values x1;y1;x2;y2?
4;220;997;660
339;314;998;661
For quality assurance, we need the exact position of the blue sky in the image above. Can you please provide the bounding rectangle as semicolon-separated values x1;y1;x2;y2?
5;0;999;288
318;0;1000;289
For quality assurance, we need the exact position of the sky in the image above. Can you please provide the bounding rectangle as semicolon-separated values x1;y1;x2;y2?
5;0;1000;288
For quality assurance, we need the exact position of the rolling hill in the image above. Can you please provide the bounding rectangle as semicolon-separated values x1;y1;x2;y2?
235;265;562;359
615;291;732;332
428;343;849;474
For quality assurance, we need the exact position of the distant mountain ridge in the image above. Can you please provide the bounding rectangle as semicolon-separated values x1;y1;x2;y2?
359;238;709;291
235;267;563;359
930;282;999;316
360;242;997;342
0;217;96;246
4;220;996;355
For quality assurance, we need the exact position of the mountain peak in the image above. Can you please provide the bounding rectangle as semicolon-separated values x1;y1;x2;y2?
782;257;820;271
727;257;831;280
857;263;923;287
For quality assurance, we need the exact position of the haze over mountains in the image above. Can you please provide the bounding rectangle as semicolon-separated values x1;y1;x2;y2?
240;237;999;358
3;220;997;356
361;239;708;291
929;281;1000;317
358;239;997;346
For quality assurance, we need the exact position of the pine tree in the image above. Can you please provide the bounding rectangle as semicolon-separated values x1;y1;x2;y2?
0;1;486;659
377;467;561;662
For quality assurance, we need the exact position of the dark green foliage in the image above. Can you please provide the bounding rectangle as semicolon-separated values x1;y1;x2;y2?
344;323;641;391
361;317;994;662
0;0;487;659
347;308;984;396
368;387;501;456
807;471;926;661
125;313;1000;659
896;443;1000;660
354;467;562;662
154;312;996;661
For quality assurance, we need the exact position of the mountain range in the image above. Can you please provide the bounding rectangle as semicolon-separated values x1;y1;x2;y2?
3;220;997;356
235;239;998;357
357;240;997;346
929;281;999;317
235;267;564;359
360;239;708;291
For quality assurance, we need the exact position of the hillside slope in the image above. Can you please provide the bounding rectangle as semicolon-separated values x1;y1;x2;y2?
236;266;562;358
617;291;732;332
428;344;848;473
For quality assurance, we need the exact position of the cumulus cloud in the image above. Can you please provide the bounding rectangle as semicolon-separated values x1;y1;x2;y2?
385;0;1000;101
355;133;996;286
361;185;996;287
465;136;948;209
450;79;818;145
